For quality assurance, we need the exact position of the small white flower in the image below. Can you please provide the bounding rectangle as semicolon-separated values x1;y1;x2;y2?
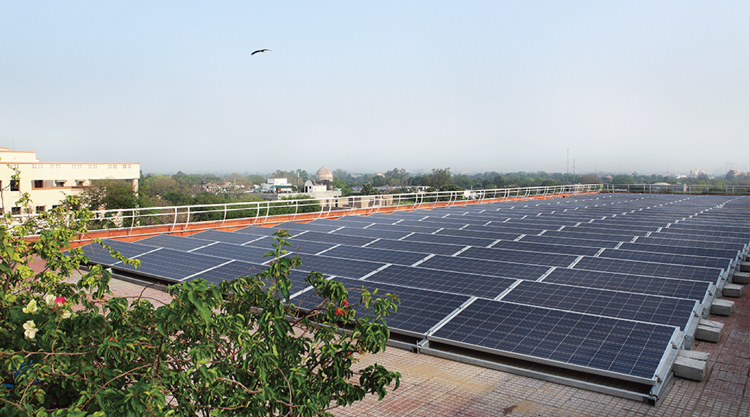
61;310;71;319
45;294;56;306
22;299;38;314
23;320;38;339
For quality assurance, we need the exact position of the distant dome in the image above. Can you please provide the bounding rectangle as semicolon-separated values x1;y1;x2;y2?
316;165;333;182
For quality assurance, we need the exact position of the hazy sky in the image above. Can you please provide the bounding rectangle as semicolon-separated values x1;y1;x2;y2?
1;2;748;175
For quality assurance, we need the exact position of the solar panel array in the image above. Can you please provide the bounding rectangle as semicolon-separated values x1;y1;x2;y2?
80;193;750;402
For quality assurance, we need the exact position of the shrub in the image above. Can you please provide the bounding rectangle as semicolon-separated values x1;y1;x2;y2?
0;195;400;416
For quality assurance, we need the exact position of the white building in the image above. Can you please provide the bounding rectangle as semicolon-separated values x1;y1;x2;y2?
303;180;327;194
0;147;140;215
260;177;293;193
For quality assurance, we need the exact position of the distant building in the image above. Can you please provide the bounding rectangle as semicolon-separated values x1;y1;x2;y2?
689;169;706;178
260;177;293;193
303;180;327;194
316;166;333;182
0;147;140;215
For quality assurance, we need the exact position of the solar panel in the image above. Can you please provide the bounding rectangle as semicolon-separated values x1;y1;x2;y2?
430;299;678;381
294;254;385;279
635;236;746;251
247;236;338;256
79;240;155;266
188;230;265;245
365;264;517;299
233;226;279;236
335;277;471;335
137;235;215;252
574;257;722;283
367;222;446;234
487;240;602;257
616;242;739;260
501;281;696;329
365;239;466;256
321;245;428;266
459;247;579;268
329;226;413;240
275;221;343;233
403;232;497;247
598;249;732;270
418;255;551;280
654;228;750;240
542;268;711;301
189;260;265;285
193;242;277;264
540;230;644;242
435;227;526;241
112;248;229;282
517;235;620;249
287;231;376;247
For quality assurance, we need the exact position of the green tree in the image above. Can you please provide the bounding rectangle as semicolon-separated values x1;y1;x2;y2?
360;183;378;195
80;179;139;211
440;184;463;192
578;174;602;184
611;174;635;184
0;192;400;415
371;175;387;187
431;168;452;189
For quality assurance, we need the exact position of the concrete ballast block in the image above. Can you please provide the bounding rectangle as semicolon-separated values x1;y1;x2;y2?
733;272;750;284
695;319;724;343
723;283;743;298
740;262;750;273
711;299;735;316
679;350;710;362
673;355;707;381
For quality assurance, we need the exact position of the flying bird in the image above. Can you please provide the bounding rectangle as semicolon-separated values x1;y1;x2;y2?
251;49;271;56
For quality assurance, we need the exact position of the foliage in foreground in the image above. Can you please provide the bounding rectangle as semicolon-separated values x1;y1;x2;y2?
0;195;401;416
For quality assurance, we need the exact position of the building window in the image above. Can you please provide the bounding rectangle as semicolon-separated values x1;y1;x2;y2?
36;206;45;213
10;179;19;192
75;180;85;186
11;207;21;215
55;180;66;187
33;180;44;189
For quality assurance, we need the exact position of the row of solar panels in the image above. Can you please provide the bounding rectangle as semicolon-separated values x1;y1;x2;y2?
78;193;748;396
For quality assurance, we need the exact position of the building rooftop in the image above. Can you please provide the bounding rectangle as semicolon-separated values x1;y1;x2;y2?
103;271;749;417
86;192;750;416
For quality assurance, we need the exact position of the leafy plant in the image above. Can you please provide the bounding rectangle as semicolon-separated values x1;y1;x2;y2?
0;188;400;416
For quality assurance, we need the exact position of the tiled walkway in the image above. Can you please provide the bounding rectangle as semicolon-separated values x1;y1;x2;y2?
102;276;749;417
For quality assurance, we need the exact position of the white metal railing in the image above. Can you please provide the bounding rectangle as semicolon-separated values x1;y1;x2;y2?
604;184;750;195
78;184;602;234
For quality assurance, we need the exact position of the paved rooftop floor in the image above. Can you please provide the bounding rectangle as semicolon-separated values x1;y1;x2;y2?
102;275;750;417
